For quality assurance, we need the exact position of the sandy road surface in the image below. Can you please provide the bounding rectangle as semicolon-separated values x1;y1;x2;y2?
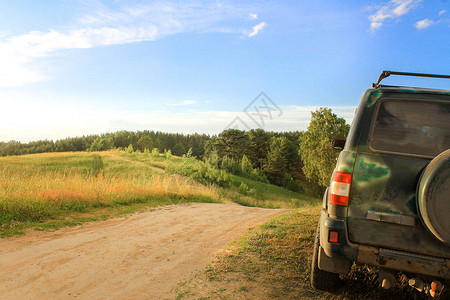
0;203;288;299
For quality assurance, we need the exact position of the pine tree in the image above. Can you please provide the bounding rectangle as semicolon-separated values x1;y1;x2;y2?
241;154;253;177
264;136;288;185
173;142;186;156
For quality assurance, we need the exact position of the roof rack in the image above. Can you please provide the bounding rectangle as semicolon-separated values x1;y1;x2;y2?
372;71;450;88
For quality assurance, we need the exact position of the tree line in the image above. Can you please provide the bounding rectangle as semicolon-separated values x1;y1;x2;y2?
0;131;210;158
0;108;349;196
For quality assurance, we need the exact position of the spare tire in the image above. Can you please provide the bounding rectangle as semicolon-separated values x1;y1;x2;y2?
417;149;450;245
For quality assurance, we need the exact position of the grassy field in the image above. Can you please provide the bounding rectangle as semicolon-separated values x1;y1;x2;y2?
175;207;436;300
0;150;316;236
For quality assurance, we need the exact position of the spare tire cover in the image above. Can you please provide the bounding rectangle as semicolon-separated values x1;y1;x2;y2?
417;149;450;245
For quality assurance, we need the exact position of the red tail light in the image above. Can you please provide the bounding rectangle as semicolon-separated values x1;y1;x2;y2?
329;231;339;243
330;171;352;206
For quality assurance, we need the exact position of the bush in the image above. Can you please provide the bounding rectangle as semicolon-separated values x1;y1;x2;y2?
250;168;269;183
282;174;302;192
204;151;219;169
125;144;134;153
151;148;160;158
238;182;256;196
186;147;193;158
164;149;172;159
220;155;269;184
220;156;241;175
166;157;231;187
241;155;253;177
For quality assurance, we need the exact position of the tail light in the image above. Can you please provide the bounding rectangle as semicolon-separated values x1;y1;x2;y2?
329;231;339;243
330;171;352;206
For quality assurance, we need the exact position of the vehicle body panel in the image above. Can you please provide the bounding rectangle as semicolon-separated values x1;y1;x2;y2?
346;90;450;258
319;86;450;279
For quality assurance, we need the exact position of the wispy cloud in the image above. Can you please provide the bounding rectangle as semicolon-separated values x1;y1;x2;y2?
248;22;266;37
0;26;161;87
415;18;433;29
249;13;258;20
0;2;254;88
368;0;422;32
439;10;446;16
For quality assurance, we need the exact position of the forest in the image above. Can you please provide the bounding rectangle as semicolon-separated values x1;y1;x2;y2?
0;108;349;195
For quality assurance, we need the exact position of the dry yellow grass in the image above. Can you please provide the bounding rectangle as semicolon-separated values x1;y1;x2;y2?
0;152;223;230
0;167;219;204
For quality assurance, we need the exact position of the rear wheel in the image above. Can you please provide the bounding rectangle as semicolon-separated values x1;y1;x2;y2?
310;224;341;291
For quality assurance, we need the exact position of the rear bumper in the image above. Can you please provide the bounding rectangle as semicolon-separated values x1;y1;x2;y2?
319;209;358;261
357;245;450;280
319;209;450;280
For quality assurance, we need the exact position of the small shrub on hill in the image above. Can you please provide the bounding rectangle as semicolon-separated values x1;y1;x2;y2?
164;149;172;159
220;155;269;184
282;174;302;192
238;182;256;196
220;156;241;175
151;148;160;158
166;157;231;187
125;144;134;153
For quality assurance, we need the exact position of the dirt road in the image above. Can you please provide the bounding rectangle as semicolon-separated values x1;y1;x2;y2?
0;203;288;299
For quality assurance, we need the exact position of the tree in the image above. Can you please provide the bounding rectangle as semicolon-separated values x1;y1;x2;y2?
173;142;186;156
114;131;132;148
90;137;114;151
213;129;250;161
241;154;253;177
264;136;289;185
137;136;153;152
300;108;350;188
247;129;270;168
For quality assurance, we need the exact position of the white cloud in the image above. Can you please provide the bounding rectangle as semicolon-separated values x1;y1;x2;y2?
0;2;253;88
370;22;383;31
368;0;422;32
249;13;258;20
439;10;446;16
248;22;266;37
415;18;433;29
0;27;160;87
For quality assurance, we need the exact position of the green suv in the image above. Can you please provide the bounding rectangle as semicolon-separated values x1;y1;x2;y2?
311;71;450;296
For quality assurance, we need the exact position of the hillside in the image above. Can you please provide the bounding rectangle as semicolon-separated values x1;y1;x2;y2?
0;150;317;236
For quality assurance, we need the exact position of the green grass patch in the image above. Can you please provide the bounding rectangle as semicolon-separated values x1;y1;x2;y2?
228;174;317;209
175;207;436;299
0;193;219;237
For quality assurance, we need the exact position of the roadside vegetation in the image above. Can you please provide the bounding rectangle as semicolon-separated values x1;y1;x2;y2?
175;207;433;300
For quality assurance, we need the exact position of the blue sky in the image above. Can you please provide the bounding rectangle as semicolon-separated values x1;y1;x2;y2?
0;0;448;142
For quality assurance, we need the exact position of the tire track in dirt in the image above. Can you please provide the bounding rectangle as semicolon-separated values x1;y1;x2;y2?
106;152;165;173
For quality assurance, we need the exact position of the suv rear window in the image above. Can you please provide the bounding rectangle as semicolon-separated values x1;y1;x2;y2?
371;99;450;157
